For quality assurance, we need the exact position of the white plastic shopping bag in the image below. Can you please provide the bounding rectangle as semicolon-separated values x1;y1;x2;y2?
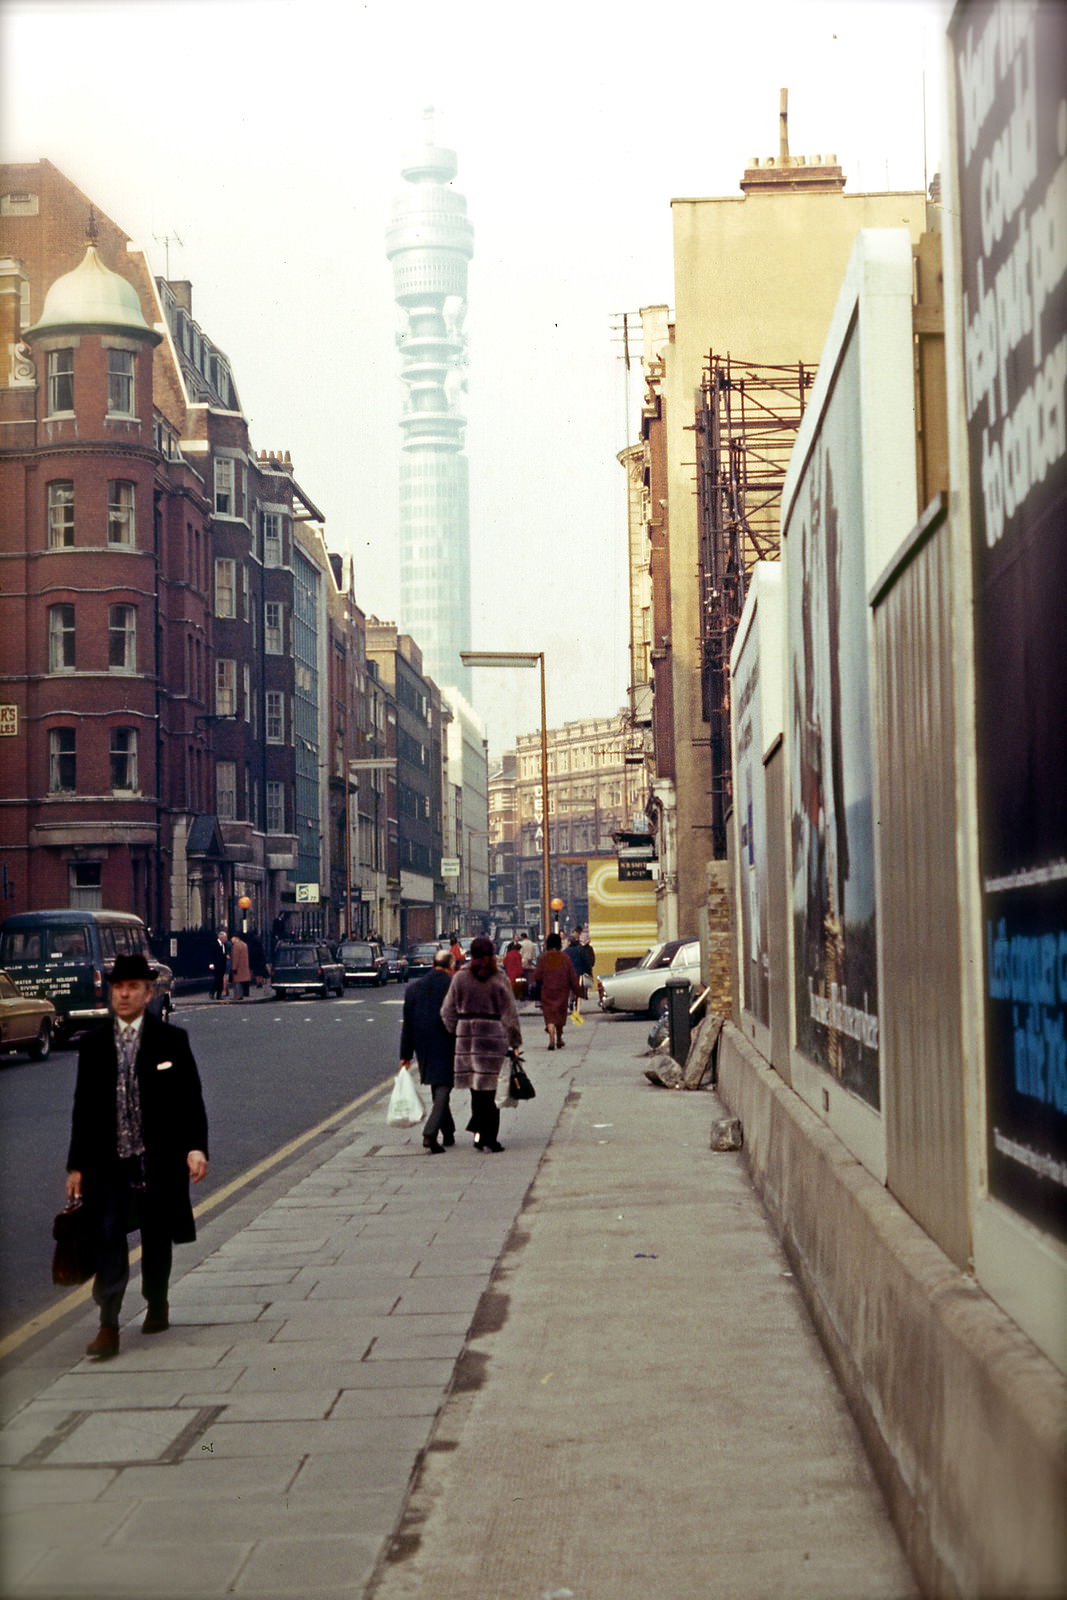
387;1067;425;1128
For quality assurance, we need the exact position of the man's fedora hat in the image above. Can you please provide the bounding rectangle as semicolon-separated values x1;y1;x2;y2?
107;953;158;983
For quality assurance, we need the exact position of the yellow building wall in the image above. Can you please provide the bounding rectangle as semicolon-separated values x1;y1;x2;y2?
585;858;658;977
664;186;929;942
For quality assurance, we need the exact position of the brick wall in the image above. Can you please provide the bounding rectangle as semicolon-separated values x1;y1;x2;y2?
705;859;733;1017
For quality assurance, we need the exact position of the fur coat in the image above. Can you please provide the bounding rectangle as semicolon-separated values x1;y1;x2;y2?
440;967;522;1092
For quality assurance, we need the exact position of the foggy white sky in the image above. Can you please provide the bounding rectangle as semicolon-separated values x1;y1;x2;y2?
1;0;946;759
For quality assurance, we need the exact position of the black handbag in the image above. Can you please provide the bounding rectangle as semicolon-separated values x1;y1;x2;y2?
52;1199;96;1287
508;1056;536;1101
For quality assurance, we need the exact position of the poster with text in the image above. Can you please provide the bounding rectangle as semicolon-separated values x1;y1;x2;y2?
734;610;770;1028
952;0;1067;1240
786;332;880;1107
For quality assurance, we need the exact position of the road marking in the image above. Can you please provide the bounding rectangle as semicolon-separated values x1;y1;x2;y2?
0;1075;393;1361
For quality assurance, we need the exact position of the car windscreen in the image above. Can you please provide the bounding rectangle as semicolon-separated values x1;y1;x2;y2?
341;945;374;960
277;946;316;966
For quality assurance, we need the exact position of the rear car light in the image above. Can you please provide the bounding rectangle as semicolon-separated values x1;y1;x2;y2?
94;967;104;1001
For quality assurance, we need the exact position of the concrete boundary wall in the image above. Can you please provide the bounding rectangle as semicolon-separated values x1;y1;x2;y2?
717;1023;1067;1599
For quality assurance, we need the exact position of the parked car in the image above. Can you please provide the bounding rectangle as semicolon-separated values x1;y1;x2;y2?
406;941;443;977
337;940;388;986
0;970;55;1061
271;942;345;999
381;946;409;983
597;938;702;1019
0;909;173;1044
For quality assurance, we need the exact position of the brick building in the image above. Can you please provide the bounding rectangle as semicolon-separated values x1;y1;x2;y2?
0;163;348;957
0;191;191;927
365;621;445;945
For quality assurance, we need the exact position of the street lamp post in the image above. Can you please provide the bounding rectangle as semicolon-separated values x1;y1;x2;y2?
461;650;551;940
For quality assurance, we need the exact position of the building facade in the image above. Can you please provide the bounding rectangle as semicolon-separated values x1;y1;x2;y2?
631;130;928;951
501;713;642;938
0;162;370;960
365;621;446;946
441;688;489;935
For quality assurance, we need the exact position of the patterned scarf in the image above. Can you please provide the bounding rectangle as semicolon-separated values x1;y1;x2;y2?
114;1021;145;1163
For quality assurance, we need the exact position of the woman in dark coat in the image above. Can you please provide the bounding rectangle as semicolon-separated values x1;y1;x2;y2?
533;932;581;1050
441;935;522;1152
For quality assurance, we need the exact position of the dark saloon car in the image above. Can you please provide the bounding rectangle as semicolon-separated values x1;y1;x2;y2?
381;946;409;982
338;940;388;986
270;942;345;999
406;941;443;977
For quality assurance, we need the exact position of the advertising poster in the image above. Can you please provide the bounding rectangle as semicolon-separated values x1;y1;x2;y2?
786;332;880;1108
733;590;771;1029
952;0;1067;1239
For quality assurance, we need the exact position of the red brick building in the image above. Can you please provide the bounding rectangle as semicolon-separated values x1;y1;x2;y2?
0;164;323;952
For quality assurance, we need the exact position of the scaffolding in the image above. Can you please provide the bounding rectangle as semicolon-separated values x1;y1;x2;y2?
695;354;814;857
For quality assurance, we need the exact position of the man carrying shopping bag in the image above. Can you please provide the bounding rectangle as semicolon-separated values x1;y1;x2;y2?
398;948;457;1153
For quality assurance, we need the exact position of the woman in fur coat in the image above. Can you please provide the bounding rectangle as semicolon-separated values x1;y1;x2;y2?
441;935;522;1152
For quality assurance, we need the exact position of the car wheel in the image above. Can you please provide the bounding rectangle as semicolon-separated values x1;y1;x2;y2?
27;1021;52;1061
651;991;669;1021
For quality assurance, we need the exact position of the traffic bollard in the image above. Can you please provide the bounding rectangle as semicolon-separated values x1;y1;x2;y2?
666;973;692;1066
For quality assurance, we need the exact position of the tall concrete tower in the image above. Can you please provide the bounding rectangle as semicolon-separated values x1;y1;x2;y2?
386;109;474;694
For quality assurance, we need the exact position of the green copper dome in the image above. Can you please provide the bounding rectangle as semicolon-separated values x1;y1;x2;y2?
24;243;160;344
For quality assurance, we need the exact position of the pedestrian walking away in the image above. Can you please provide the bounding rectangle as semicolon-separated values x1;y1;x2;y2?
228;930;251;1000
569;924;596;997
441;934;522;1152
533;931;581;1050
64;952;209;1361
518;930;539;1001
399;948;457;1154
502;939;525;997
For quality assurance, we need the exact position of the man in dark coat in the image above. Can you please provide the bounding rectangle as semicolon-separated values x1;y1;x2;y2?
66;953;209;1359
399;948;456;1153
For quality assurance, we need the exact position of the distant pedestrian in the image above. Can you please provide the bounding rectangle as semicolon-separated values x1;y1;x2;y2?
247;931;268;988
441;935;522;1153
399;949;456;1154
229;932;251;1000
572;927;596;996
502;940;524;996
532;932;581;1050
449;934;465;967
518;931;539;1000
65;953;209;1360
209;931;229;1000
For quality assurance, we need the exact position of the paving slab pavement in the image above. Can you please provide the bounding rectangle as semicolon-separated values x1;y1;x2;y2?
0;1008;917;1600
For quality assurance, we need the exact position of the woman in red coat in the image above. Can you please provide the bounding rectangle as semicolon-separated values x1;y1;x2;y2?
502;940;525;996
532;932;580;1050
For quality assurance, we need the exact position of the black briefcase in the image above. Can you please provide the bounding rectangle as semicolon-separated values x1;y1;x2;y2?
52;1200;96;1287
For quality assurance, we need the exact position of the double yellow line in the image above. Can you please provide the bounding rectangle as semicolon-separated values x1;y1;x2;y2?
0;1076;392;1362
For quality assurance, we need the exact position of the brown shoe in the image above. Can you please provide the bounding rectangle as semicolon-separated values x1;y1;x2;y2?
86;1325;119;1360
142;1302;169;1334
